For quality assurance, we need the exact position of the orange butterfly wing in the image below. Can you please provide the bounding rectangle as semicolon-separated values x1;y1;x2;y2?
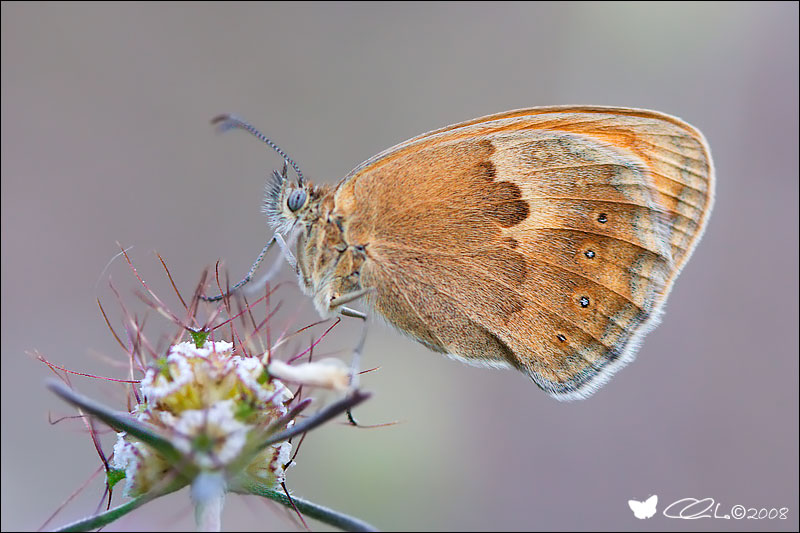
334;107;714;399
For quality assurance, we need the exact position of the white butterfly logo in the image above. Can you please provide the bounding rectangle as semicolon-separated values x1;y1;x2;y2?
628;494;658;519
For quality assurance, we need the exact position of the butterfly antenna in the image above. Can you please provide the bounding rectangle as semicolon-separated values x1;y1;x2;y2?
211;114;305;186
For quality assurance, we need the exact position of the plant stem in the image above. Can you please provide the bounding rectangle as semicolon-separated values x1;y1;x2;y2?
53;478;186;532
238;481;378;532
192;471;227;532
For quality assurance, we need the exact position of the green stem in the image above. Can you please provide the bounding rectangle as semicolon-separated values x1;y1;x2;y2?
238;481;378;532
258;390;371;451
53;478;187;532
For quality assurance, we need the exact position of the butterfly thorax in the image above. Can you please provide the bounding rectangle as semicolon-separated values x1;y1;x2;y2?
293;186;368;318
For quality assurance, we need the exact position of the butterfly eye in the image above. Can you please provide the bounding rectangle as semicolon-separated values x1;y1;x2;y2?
287;189;307;212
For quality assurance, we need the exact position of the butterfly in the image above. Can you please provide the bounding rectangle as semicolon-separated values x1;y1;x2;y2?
628;494;658;519
209;106;714;400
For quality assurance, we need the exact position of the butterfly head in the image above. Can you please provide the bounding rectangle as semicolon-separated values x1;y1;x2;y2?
208;114;328;234
263;164;327;233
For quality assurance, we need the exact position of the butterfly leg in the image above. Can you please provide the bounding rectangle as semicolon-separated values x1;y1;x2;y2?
329;287;373;310
328;289;379;427
200;232;296;302
344;311;370;427
340;312;397;430
329;289;373;389
340;306;367;320
272;232;298;273
243;232;301;293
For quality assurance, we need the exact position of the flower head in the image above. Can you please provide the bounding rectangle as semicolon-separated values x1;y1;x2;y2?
44;252;374;532
112;340;295;497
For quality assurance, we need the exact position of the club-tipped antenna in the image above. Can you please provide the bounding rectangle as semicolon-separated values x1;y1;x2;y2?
211;114;304;186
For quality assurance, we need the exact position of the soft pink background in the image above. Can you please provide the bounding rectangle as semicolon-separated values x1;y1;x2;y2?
2;3;798;531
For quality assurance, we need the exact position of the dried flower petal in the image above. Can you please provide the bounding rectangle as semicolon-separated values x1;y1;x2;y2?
267;358;351;391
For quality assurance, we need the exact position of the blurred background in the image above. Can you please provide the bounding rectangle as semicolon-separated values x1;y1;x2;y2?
2;2;798;531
